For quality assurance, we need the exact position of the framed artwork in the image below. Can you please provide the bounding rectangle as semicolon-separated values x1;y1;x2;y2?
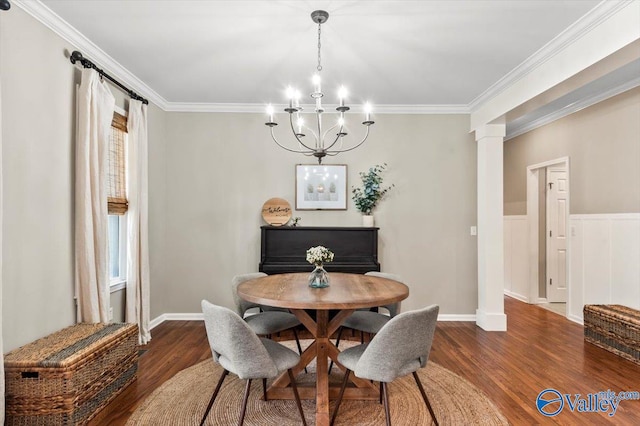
295;164;347;210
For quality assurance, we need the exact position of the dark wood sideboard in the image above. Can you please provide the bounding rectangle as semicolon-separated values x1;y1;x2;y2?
259;226;381;274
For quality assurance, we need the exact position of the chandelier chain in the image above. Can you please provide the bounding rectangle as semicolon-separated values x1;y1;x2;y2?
317;22;322;72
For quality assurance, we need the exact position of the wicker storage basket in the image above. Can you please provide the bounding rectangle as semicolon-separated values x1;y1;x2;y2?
584;304;640;365
4;323;138;425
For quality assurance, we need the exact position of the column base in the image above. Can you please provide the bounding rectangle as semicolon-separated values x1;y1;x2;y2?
476;309;507;331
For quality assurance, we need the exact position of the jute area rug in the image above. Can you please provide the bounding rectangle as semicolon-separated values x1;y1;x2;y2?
127;340;509;425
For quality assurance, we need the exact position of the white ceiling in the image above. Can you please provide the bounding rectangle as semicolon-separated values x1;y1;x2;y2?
38;0;601;107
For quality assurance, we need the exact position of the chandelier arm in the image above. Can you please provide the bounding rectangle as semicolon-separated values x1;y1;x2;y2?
288;113;317;152
324;124;346;151
270;127;312;154
326;125;371;154
321;122;340;143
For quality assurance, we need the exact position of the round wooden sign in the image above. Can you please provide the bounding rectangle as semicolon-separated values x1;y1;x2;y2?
261;198;292;226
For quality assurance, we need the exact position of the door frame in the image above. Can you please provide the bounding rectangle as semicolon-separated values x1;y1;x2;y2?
526;157;571;313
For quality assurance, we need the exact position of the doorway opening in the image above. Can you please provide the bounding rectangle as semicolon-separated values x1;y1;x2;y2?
526;157;570;317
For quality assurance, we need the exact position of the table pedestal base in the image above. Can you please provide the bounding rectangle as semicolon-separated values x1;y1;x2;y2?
267;309;379;426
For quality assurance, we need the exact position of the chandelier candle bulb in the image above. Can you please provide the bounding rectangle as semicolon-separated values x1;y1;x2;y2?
266;104;275;123
364;103;372;122
313;74;321;93
295;90;301;108
338;86;347;107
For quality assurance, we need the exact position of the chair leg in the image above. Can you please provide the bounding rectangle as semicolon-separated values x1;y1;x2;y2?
330;369;350;426
379;382;383;404
288;369;307;426
199;369;229;426
381;382;391;426
262;378;267;401
292;328;308;373
360;330;364;343
328;327;344;375
413;372;439;426
238;379;252;426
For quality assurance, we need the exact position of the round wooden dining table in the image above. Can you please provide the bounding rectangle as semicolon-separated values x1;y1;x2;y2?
237;272;409;426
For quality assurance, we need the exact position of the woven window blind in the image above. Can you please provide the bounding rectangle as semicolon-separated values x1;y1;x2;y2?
108;112;128;215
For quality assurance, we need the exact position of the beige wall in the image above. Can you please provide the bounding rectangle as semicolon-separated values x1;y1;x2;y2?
504;87;640;215
2;7;478;353
0;8;167;351
160;112;478;317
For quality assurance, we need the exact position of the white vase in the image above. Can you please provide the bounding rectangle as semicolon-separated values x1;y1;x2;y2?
362;215;374;227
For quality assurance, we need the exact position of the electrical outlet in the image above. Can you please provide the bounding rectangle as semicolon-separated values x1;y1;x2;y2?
109;307;114;321
470;226;477;236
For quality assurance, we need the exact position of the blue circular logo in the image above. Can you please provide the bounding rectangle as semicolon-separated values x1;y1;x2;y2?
537;389;564;417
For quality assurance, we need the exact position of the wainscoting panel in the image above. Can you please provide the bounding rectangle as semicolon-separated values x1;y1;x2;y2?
504;216;529;302
569;214;640;323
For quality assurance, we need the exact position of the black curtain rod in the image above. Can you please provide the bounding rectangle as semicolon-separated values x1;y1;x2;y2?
0;0;11;11
70;51;149;105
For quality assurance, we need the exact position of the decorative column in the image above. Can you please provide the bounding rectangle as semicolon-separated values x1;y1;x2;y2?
476;124;507;331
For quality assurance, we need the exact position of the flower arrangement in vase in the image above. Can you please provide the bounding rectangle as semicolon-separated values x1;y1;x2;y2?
351;163;394;227
306;246;334;288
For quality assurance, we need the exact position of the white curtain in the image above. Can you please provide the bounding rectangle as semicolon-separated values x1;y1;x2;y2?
75;68;115;323
126;100;151;344
1;77;6;425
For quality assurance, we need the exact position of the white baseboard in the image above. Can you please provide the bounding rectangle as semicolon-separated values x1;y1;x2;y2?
437;314;476;321
504;290;529;303
476;309;507;331
150;312;476;328
150;313;204;330
567;313;584;325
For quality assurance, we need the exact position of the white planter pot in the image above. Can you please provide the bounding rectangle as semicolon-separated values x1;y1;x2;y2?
362;215;375;227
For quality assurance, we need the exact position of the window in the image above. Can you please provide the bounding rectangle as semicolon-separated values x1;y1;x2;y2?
108;110;128;291
108;214;127;290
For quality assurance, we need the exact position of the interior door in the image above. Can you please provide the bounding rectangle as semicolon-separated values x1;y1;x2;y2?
546;166;568;302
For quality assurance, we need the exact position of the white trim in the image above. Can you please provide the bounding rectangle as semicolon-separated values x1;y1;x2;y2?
567;314;584;325
475;309;507;331
109;281;126;293
149;312;477;328
150;313;204;329
164;102;470;114
468;0;633;112
526;157;571;310
437;314;476;322
527;156;571;171
12;0;169;109
149;314;166;330
570;213;640;220
504;290;528;303
114;105;128;117
12;0;635;118
505;77;640;140
10;0;470;116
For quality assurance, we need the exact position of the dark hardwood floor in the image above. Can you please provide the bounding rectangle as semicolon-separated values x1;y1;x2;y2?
90;296;640;425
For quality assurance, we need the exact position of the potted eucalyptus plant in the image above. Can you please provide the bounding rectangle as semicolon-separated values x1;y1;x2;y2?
351;163;394;227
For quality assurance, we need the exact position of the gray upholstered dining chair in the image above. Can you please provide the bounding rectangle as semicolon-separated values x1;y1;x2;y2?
200;300;307;426
232;273;304;356
331;304;440;426
329;272;402;373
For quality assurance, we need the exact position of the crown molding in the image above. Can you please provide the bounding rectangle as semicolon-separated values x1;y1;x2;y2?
166;102;469;114
505;76;640;140
13;0;170;109
13;0;629;118
468;0;634;112
11;0;470;115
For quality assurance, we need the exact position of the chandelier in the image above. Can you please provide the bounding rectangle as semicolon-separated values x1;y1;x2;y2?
265;10;374;164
